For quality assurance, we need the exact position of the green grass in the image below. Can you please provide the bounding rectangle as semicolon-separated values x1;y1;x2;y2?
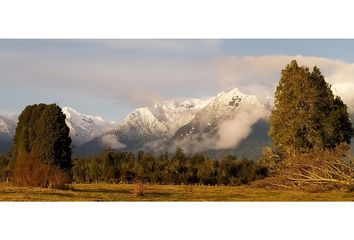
0;183;353;201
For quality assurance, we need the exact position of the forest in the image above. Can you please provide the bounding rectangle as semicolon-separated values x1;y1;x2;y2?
71;148;267;185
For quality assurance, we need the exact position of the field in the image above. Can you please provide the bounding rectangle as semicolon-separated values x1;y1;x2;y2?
0;183;353;201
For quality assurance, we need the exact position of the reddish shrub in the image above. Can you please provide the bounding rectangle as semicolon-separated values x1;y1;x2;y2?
10;154;70;189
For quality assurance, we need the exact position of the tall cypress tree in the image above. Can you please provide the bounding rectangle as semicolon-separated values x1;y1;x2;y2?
269;60;353;154
13;103;72;170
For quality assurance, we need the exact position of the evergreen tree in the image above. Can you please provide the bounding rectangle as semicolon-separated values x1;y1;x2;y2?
13;103;72;170
101;147;117;182
269;60;354;154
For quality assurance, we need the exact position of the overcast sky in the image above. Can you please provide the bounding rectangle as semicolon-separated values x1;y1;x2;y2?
1;39;354;122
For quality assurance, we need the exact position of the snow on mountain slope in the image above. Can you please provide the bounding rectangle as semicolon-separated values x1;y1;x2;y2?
115;99;210;144
170;88;271;153
62;107;117;146
0;116;16;136
0;115;16;153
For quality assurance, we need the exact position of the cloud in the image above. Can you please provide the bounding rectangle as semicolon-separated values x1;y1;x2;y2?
214;107;269;149
101;134;126;149
0;52;219;108
1;42;354;115
215;55;354;112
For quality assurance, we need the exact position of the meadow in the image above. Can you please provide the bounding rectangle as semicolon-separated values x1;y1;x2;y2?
0;183;353;201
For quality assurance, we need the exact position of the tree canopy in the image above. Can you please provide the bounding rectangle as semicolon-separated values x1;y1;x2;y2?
269;60;354;154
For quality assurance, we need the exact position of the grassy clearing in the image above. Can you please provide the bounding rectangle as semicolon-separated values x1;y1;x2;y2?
0;183;353;201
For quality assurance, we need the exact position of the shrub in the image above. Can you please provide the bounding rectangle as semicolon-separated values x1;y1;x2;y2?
0;155;11;181
260;147;284;173
10;154;70;189
132;178;146;196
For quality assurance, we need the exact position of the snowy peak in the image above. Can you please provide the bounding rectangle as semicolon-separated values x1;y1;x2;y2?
192;88;267;124
150;99;210;133
170;88;271;153
117;98;210;140
0;115;16;136
62;107;117;146
209;88;261;108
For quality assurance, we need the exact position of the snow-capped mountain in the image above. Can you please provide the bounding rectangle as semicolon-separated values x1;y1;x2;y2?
62;107;117;146
115;99;210;145
169;88;271;154
75;99;210;156
0;115;16;154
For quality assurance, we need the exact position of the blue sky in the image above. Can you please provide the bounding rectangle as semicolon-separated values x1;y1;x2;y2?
1;39;354;121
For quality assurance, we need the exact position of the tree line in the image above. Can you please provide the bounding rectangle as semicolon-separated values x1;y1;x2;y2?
71;148;268;185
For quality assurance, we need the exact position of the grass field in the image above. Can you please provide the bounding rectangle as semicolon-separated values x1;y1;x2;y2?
0;183;353;201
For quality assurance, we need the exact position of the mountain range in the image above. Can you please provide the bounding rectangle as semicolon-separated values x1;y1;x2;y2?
75;89;272;158
1;88;353;158
75;98;211;156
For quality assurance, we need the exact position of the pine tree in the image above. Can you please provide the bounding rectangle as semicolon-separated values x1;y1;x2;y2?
269;60;354;154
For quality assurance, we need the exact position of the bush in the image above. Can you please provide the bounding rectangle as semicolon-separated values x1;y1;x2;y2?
260;147;284;173
10;154;70;189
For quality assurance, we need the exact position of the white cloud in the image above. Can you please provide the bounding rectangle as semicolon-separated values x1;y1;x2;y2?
0;53;219;108
101;134;126;149
1;49;354;114
215;55;354;112
214;107;269;150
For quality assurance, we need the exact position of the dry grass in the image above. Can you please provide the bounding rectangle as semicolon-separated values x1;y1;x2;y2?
0;183;353;201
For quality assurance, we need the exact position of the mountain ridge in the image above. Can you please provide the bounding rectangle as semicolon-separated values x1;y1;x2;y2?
62;107;117;146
